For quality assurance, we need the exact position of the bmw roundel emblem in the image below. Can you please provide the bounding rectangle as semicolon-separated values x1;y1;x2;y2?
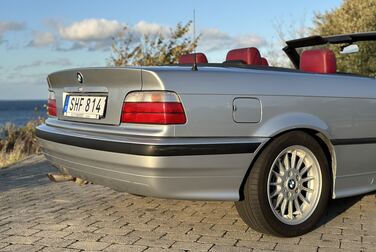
77;72;84;84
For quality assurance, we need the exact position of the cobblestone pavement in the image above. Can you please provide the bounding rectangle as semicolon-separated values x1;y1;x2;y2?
0;156;375;252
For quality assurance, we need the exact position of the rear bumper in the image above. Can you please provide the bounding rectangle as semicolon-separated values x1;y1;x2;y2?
37;124;267;200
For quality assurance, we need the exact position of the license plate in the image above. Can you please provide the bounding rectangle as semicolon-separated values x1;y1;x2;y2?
63;94;107;119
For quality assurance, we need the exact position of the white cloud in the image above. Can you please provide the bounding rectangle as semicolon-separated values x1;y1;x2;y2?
0;21;26;47
199;28;266;52
0;21;25;34
58;18;123;41
49;19;174;51
28;31;55;47
28;18;267;56
133;21;169;37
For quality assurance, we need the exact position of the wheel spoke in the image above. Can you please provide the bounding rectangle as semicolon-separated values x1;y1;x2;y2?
296;154;305;170
288;200;293;219
281;198;288;215
275;194;284;209
283;154;290;171
294;198;302;215
270;181;282;186
270;189;281;198
299;165;312;176
291;150;297;169
272;170;282;179
299;193;310;205
301;186;313;193
277;159;286;175
301;176;314;183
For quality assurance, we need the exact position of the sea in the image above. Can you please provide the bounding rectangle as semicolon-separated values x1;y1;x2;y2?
0;100;47;127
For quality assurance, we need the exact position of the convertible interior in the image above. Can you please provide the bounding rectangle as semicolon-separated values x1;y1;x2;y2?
177;32;376;76
178;47;337;74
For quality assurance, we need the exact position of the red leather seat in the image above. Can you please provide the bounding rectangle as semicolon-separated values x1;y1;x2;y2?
179;53;208;64
260;57;269;66
300;49;336;74
226;47;262;65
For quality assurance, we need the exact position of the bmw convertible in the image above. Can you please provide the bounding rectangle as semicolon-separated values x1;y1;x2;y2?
37;32;376;236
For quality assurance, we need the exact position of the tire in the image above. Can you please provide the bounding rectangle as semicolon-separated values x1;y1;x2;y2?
235;131;330;237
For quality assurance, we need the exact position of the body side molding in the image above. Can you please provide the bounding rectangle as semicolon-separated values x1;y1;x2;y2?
36;128;261;156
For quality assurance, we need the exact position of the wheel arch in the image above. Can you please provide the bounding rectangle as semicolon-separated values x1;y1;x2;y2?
239;127;337;200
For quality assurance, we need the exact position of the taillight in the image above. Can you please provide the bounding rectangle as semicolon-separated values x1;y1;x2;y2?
121;91;186;124
47;91;57;117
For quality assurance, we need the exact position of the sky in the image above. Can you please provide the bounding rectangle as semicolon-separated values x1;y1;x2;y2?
0;0;342;100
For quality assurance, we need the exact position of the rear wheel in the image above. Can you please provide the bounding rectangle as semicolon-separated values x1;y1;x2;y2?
235;131;330;237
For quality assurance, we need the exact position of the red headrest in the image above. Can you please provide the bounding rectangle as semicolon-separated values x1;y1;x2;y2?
300;49;336;74
226;47;261;65
260;57;269;66
179;53;208;64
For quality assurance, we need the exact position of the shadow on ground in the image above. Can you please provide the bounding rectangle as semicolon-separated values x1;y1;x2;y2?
316;190;376;228
0;156;55;192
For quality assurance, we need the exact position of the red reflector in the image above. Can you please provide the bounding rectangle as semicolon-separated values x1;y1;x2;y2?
121;102;186;124
47;99;57;117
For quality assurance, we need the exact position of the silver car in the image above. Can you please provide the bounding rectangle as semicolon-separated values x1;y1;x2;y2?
37;32;376;237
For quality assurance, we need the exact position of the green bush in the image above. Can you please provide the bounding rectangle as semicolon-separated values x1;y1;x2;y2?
0;118;44;168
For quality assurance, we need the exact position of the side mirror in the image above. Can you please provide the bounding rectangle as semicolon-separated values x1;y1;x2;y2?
340;44;359;54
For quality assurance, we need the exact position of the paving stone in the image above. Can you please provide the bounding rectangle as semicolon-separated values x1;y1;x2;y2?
0;244;44;252
188;226;226;237
127;230;167;240
171;241;214;251
126;223;158;231
236;240;276;250
210;245;252;252
135;238;175;249
322;233;361;242
34;237;76;248
32;230;71;238
62;225;98;233
94;227;133;236
143;248;185;252
0;242;9;249
197;235;237;246
340;240;374;250
31;224;68;231
362;235;376;244
162;233;200;242
39;247;79;252
99;234;140;245
299;238;340;249
69;240;111;250
275;243;318;252
318;248;360;252
1;228;40;237
153;225;192;234
103;244;147;252
211;223;248;232
223;231;262;240
64;231;104;241
0;235;41;245
260;235;300;244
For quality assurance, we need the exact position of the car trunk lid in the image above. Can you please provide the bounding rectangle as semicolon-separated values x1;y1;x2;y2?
47;67;142;125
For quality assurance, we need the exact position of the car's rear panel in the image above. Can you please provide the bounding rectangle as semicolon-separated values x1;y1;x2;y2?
48;67;142;126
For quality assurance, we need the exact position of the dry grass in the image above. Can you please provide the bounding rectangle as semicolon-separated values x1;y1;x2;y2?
0;118;45;168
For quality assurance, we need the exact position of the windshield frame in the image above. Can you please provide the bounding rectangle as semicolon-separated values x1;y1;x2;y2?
283;32;376;69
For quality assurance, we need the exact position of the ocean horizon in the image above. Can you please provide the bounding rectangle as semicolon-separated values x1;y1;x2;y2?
0;100;47;127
